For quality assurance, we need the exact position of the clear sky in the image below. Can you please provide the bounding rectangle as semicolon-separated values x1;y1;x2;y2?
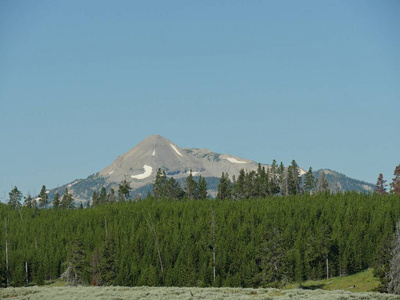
1;0;399;200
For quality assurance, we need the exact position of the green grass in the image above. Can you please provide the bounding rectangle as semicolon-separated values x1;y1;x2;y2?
286;268;381;293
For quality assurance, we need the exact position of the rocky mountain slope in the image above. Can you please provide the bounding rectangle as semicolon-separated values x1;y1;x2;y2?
49;135;270;203
48;135;375;204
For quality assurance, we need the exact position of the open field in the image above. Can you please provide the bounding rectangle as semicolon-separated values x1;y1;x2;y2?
1;286;400;300
2;269;398;300
286;268;381;293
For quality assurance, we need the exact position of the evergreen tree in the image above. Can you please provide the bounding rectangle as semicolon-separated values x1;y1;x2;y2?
118;179;132;201
390;164;400;196
269;160;280;195
287;160;301;195
90;247;101;286
217;172;232;200
53;191;61;209
100;235;116;286
91;191;99;207
167;177;185;199
278;162;287;196
60;188;74;209
36;264;45;285
234;169;246;200
244;170;256;198
375;173;388;195
107;188;117;203
38;185;48;208
255;163;268;197
316;171;329;194
388;221;400;294
303;167;316;194
8;186;23;209
287;165;294;195
198;176;208;199
153;168;167;199
254;228;290;287
185;170;197;199
99;187;107;205
62;239;87;286
374;220;393;292
24;193;33;208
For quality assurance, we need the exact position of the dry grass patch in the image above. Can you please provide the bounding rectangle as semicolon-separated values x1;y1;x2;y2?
1;286;399;300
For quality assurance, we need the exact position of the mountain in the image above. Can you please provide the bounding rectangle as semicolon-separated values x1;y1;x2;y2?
49;135;270;203
313;169;375;193
48;135;375;204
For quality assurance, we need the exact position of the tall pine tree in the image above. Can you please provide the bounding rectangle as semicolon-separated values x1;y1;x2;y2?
388;221;400;294
61;188;74;209
100;235;116;286
198;176;208;199
118;179;131;201
62;239;87;286
38;185;48;208
53;191;61;209
375;173;388;195
390;164;400;196
185;170;197;199
316;171;329;194
8;186;23;209
217;172;232;200
153;168;168;199
303;167;316;194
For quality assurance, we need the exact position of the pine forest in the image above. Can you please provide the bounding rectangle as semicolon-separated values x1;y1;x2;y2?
1;192;399;289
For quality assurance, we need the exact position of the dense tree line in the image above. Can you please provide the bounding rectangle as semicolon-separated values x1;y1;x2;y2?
0;192;399;288
1;162;399;290
216;160;329;200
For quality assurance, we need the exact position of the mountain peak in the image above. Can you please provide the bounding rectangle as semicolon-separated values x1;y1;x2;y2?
48;136;375;203
141;134;169;142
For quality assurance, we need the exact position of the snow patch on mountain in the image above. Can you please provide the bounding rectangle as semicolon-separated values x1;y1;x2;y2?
170;144;183;157
131;165;153;179
362;184;373;191
67;181;80;188
226;157;246;164
109;170;114;175
152;149;156;156
186;170;199;176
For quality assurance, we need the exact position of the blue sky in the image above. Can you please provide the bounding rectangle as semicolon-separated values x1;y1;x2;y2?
1;0;399;199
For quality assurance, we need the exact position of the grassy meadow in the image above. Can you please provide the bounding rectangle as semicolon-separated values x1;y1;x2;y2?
286;268;381;293
1;270;399;300
1;285;400;300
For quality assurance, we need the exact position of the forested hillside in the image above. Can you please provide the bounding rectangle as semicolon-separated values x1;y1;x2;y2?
0;193;398;288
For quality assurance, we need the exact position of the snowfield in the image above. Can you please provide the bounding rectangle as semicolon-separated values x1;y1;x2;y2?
170;144;183;157
226;157;247;164
186;171;199;176
131;165;153;179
